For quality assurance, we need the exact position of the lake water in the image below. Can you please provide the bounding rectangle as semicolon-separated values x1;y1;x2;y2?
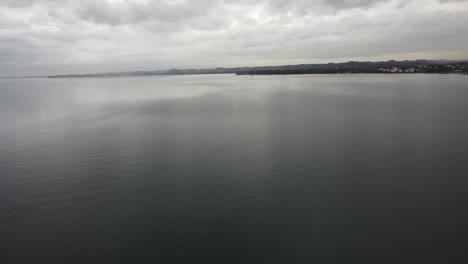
1;74;468;263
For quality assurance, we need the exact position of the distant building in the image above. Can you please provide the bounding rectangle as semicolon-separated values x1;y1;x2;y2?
390;67;403;73
405;68;416;73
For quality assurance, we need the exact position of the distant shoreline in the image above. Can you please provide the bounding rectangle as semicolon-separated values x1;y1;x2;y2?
2;60;465;79
45;72;468;79
44;59;467;79
0;76;45;79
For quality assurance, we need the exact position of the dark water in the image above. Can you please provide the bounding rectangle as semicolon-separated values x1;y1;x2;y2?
1;74;468;263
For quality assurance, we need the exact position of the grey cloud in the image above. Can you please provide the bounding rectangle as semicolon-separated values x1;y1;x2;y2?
325;0;385;9
0;0;59;8
262;0;389;16
73;0;218;26
0;0;467;77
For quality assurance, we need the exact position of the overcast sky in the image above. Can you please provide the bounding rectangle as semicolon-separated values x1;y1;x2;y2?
1;0;468;76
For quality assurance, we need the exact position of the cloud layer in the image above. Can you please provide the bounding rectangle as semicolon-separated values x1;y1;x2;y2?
1;0;468;76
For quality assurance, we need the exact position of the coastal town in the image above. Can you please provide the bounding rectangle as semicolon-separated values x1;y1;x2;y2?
377;63;468;74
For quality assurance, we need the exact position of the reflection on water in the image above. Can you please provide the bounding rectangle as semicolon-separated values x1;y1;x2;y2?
1;74;468;263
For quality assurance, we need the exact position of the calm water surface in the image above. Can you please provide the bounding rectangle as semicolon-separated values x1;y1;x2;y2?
1;74;468;263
